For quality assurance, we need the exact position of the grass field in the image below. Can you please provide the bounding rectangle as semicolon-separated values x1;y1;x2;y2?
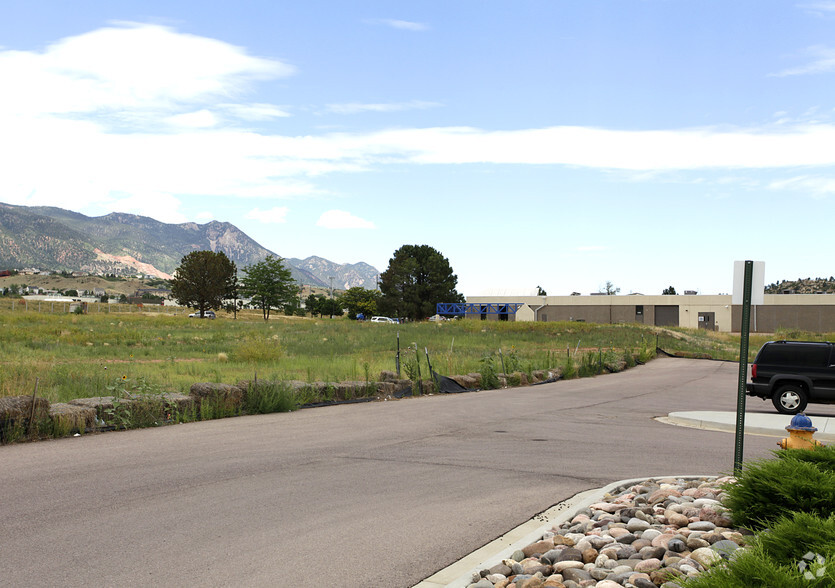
0;297;828;403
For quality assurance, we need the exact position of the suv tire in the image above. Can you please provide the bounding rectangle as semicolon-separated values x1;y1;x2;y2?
772;384;808;415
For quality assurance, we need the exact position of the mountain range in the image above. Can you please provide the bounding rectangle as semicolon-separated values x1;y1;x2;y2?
0;202;379;289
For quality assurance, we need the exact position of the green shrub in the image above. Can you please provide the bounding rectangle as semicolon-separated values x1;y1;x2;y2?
244;381;297;414
774;445;835;472
723;450;835;530
757;512;835;564
683;512;835;588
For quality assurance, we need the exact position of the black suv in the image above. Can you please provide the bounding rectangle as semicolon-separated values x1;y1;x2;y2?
747;340;835;414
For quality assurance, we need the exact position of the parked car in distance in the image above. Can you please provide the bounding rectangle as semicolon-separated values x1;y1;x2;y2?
747;340;835;414
188;310;216;319
370;316;396;323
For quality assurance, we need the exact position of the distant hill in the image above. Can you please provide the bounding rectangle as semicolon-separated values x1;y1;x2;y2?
765;277;835;294
286;256;379;290
0;202;378;288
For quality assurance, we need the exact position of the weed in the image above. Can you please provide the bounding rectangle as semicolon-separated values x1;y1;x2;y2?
562;351;577;379
503;346;522;373
578;350;604;377
244;381;298;414
479;354;501;389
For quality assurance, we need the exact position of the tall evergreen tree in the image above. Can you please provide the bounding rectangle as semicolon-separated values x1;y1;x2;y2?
379;244;464;321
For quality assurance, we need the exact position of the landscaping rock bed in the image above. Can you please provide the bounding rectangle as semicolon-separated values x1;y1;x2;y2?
466;476;748;588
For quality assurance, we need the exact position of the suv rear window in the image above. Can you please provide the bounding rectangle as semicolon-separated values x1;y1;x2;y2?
758;344;830;367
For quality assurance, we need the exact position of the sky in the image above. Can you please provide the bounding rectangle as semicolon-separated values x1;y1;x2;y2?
1;1;835;296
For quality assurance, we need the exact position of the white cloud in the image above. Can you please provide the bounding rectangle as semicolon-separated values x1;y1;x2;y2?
771;45;835;76
107;192;189;223
366;18;428;31
316;210;375;229
351;124;835;170
3;23;835;219
221;103;291;120
324;100;442;115
165;109;218;128
246;206;290;223
799;2;835;16
768;175;835;196
0;21;293;125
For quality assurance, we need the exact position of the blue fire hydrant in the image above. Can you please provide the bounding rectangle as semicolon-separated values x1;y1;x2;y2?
778;413;824;450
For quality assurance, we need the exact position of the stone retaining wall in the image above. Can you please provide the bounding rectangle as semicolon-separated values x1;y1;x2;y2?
1;367;567;442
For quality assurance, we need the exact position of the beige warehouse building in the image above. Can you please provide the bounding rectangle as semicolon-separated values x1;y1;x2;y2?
459;294;835;333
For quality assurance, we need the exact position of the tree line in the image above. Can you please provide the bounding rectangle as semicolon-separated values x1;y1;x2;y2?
170;244;464;321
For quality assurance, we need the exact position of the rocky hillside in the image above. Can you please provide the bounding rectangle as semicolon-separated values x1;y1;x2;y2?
0;203;379;288
765;277;835;294
286;256;379;290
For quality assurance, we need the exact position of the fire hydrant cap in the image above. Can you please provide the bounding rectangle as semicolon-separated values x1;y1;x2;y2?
787;412;817;432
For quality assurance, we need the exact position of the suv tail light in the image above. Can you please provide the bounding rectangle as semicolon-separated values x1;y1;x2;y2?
751;363;757;378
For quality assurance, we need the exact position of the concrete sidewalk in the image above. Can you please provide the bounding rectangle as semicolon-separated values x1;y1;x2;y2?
661;410;835;442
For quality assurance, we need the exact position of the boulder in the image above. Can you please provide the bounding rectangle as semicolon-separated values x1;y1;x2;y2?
189;383;244;410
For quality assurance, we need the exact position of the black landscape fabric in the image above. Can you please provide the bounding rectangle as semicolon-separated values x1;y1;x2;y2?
432;370;469;394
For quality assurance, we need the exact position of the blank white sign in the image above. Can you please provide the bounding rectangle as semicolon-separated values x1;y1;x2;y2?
732;261;765;305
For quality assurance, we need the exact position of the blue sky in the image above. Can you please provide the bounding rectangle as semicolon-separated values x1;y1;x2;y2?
2;1;834;296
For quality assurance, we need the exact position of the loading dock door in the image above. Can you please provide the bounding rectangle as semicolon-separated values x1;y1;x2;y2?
655;305;679;327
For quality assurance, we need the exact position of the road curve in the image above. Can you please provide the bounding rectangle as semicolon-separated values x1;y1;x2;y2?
2;358;783;587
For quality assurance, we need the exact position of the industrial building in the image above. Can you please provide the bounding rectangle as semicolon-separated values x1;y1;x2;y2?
444;294;835;333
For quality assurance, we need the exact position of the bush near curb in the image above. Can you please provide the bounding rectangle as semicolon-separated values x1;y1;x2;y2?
683;447;835;588
683;512;835;588
722;447;835;531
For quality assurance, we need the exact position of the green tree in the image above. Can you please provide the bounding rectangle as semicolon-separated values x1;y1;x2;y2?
379;244;464;321
305;293;323;317
282;289;304;316
662;285;677;295
318;296;344;319
241;255;296;321
341;287;382;319
171;250;237;317
536;285;547;296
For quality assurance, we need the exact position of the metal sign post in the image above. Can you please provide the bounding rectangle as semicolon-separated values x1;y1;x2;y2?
734;261;754;475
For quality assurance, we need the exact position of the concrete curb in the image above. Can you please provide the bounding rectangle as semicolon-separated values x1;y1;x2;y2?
661;411;835;442
413;474;717;588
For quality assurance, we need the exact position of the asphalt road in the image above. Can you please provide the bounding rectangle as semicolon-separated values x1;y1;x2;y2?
1;357;799;587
